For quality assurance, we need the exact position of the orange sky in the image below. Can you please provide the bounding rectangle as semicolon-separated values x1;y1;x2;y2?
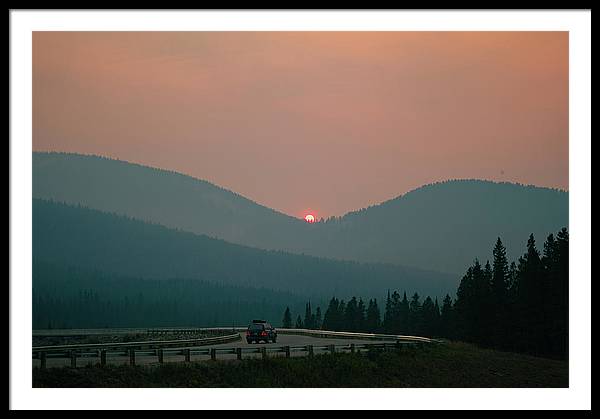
33;32;568;218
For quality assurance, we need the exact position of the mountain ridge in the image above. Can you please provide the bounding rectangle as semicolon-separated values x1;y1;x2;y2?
34;151;567;219
33;152;568;274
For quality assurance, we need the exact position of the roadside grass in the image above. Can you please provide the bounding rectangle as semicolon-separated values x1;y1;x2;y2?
32;341;568;388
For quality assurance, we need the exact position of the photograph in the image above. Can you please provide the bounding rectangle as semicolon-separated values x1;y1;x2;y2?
9;10;591;411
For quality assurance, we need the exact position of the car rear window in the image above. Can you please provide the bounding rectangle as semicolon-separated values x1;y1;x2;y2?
249;323;264;331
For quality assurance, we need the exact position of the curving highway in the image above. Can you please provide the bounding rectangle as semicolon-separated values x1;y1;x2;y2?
32;331;395;369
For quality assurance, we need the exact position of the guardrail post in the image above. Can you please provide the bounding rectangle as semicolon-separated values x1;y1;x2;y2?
210;348;217;361
129;349;136;366
236;347;242;360
70;351;77;368
307;345;314;358
284;346;291;358
184;348;191;362
40;352;46;369
328;344;335;355
158;349;164;364
350;344;355;354
261;347;267;360
100;350;107;366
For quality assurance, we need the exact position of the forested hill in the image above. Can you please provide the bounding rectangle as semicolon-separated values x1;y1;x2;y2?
33;152;568;274
33;151;306;250
33;199;456;299
316;180;568;273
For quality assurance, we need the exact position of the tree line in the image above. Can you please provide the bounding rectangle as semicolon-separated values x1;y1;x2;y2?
33;260;306;329
281;228;568;359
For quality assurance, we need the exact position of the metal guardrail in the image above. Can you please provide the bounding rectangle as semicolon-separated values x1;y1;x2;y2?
32;327;442;369
32;340;428;369
32;333;241;352
279;328;441;343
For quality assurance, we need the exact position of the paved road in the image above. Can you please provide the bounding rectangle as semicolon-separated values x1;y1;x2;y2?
33;333;389;369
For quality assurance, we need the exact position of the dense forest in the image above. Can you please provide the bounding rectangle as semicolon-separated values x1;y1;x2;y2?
282;228;569;359
32;260;307;329
33;199;455;298
33;227;568;359
34;152;568;274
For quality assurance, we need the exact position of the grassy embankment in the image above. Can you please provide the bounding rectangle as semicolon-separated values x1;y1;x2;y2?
32;341;568;388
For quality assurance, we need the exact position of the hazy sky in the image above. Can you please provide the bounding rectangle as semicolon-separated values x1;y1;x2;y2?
33;31;568;218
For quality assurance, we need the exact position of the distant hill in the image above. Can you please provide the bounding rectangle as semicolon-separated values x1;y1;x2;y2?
33;152;568;274
33;199;457;299
314;180;568;273
33;152;308;251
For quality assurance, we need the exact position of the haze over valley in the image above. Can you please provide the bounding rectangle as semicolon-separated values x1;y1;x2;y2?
34;152;568;275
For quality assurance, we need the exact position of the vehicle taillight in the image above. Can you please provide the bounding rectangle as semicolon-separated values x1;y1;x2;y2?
246;330;250;336
260;331;268;336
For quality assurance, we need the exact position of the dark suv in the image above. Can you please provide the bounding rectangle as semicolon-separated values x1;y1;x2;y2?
246;320;277;344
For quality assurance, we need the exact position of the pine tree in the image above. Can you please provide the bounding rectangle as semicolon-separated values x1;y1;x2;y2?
322;297;339;331
384;290;392;332
409;293;422;335
555;228;569;359
481;260;494;346
433;297;441;337
345;297;358;332
455;259;492;345
338;300;346;331
366;299;381;333
541;233;560;352
516;234;544;354
304;302;313;330
421;296;436;337
541;229;569;358
295;315;304;329
314;307;322;330
440;294;454;338
398;292;410;334
491;238;510;322
387;291;400;333
282;307;292;329
357;298;366;332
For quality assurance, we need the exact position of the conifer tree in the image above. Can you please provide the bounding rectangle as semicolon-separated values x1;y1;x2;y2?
409;293;422;335
440;294;454;338
433;297;441;336
356;298;366;332
282;307;292;328
389;291;401;333
399;292;410;334
516;234;543;353
338;300;346;331
345;297;359;332
366;299;381;333
421;296;436;336
384;290;391;332
315;306;322;330
492;238;509;303
304;302;313;329
555;228;569;359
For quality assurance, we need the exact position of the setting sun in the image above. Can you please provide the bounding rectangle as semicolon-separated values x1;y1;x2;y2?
304;214;315;223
